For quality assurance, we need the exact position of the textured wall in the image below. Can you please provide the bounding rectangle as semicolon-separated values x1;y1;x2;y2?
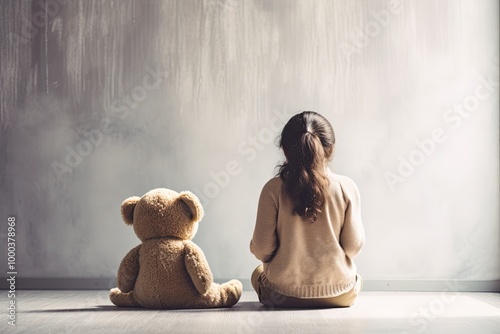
0;0;498;283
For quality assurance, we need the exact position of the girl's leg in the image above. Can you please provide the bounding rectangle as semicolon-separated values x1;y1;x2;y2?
297;274;363;308
251;264;264;293
253;272;363;308
251;264;289;307
279;274;364;308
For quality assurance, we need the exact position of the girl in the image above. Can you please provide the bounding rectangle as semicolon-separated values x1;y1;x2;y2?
250;111;365;308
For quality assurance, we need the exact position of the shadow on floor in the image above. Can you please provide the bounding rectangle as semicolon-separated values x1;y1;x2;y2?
21;301;331;313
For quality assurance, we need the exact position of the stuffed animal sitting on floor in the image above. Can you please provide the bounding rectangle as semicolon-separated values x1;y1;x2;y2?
109;188;242;309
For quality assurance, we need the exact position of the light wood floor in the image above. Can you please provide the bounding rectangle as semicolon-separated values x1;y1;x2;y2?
1;290;500;333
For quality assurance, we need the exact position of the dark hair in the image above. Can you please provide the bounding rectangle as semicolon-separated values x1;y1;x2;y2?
277;111;335;222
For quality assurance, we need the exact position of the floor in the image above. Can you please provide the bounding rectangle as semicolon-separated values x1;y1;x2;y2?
1;291;500;333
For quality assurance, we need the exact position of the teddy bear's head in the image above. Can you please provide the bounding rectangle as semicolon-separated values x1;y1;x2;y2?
120;188;204;241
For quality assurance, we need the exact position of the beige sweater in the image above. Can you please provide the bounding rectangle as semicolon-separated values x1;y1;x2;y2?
250;169;365;298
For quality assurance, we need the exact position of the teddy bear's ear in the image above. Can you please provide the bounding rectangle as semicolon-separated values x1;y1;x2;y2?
121;196;141;225
178;191;205;223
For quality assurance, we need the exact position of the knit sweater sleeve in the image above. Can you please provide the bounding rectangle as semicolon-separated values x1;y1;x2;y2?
339;176;365;259
250;178;280;263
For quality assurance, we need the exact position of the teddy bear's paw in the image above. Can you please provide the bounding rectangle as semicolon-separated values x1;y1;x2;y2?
109;288;141;308
227;279;243;296
218;279;242;307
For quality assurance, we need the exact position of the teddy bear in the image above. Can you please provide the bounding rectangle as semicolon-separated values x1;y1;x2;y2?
109;188;242;308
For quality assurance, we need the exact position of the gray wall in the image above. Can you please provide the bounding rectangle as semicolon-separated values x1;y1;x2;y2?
1;0;499;288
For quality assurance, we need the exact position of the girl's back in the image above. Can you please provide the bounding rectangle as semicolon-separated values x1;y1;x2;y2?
251;170;363;299
250;111;365;308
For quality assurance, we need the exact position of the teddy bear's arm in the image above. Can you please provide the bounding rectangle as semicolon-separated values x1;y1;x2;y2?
183;241;213;295
117;244;141;293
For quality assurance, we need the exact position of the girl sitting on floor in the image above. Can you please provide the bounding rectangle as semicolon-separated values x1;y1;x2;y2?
250;111;365;308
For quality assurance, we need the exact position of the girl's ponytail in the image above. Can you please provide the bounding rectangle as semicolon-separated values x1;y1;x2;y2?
278;112;335;222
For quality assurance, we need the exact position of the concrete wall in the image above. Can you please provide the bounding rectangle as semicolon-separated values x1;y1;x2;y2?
0;0;498;288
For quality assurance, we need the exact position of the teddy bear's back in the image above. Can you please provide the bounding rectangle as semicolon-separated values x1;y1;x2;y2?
133;238;197;308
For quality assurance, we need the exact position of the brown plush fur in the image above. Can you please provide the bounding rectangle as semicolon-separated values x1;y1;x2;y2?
109;188;242;309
